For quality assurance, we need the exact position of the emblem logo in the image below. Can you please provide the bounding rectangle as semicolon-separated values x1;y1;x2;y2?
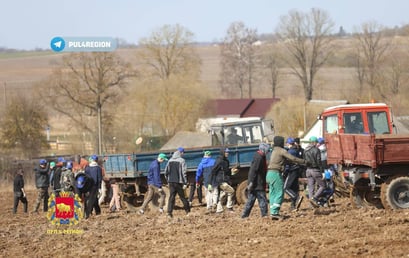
47;192;83;225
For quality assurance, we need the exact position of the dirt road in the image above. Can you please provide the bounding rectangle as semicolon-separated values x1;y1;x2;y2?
1;190;408;257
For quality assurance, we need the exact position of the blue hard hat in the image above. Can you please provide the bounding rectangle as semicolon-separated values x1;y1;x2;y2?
318;137;325;144
91;154;98;161
39;159;47;165
76;174;86;189
286;137;295;144
177;147;185;153
324;169;332;180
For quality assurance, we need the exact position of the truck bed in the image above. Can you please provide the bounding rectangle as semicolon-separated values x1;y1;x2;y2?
103;145;260;178
326;133;409;168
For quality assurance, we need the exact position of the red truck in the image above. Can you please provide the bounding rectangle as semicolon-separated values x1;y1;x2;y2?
319;103;409;209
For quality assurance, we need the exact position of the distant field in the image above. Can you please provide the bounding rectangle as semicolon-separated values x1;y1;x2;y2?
0;50;56;59
0;46;359;100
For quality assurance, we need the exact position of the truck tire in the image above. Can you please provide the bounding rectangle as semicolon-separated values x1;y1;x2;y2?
380;176;409;209
235;180;248;205
350;178;383;209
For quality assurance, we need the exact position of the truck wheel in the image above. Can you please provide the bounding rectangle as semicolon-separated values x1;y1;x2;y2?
236;180;248;205
350;179;383;209
381;176;409;209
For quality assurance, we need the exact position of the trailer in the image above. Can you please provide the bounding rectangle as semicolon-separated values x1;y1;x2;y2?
102;118;274;208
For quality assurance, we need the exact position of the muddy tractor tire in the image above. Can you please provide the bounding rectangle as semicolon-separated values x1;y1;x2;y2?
235;180;248;205
381;176;409;210
350;178;383;209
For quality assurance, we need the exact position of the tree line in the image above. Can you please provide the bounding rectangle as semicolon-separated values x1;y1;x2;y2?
1;8;409;161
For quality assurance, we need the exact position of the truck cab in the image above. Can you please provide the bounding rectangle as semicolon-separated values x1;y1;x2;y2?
208;118;274;146
322;103;393;135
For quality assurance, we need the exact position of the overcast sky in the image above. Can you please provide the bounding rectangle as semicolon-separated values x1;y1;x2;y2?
2;0;409;50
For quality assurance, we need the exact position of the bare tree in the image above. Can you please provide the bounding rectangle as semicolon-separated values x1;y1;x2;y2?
0;96;49;159
219;21;259;98
276;8;335;101
40;52;134;154
133;24;208;137
261;46;282;98
138;24;201;81
354;21;391;101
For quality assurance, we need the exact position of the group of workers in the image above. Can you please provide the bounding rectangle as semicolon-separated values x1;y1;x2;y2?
13;136;333;221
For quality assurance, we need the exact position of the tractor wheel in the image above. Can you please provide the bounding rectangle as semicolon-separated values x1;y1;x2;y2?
380;176;409;210
235;180;248;205
350;178;383;209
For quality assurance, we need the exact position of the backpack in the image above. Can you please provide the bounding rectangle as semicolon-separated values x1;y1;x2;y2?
60;169;74;191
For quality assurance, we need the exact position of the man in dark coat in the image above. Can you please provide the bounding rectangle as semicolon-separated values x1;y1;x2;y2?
84;154;102;219
33;159;50;213
241;143;270;219
13;165;28;214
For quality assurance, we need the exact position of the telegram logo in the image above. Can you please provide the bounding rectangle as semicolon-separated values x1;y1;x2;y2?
50;37;65;52
49;36;116;52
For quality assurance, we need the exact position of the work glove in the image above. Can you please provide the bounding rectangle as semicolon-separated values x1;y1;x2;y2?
98;189;102;198
231;167;239;175
23;192;26;198
196;182;200;188
182;184;187;190
158;188;163;193
246;182;254;192
207;184;212;191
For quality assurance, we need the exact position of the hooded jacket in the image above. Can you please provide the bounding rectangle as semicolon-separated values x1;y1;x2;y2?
34;164;50;188
247;150;267;191
196;156;216;187
165;151;187;184
210;149;231;187
85;161;103;189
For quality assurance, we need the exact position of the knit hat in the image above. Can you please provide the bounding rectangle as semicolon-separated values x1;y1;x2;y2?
204;150;211;156
273;136;285;148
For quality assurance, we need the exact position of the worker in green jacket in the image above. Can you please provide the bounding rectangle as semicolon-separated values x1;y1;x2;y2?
267;136;308;220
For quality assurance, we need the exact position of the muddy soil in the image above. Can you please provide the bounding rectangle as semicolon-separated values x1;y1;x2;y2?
1;189;409;258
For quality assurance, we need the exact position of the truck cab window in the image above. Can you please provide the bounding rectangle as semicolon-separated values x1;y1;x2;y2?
367;111;390;134
226;127;243;145
324;115;338;134
344;113;364;134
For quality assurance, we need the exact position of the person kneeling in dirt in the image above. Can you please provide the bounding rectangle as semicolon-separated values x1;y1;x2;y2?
139;153;168;215
267;136;309;220
241;143;270;219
